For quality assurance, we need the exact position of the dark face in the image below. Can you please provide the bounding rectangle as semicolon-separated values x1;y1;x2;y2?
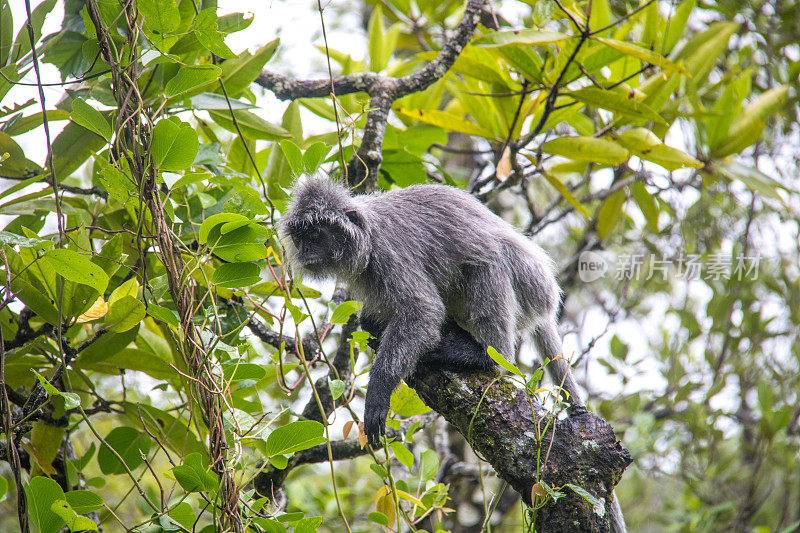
289;222;341;275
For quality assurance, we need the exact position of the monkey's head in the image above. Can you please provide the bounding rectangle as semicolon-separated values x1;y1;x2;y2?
280;179;370;279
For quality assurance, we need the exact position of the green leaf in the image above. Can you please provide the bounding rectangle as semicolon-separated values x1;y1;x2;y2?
330;300;363;325
24;476;66;533
8;274;59;325
49;121;106;179
419;449;439;482
390;382;431;416
614;128;702;171
367;6;398;71
594;38;688;75
169;501;196;530
541;170;590;219
49;500;89;530
716;162;785;203
64;490;104;514
396;108;498;139
303;142;329;174
189;92;257;110
212;262;262;288
33;371;81;410
269;454;289;470
208;108;291;141
567;87;666;124
264;420;327;457
4;110;72;137
146;303;180;327
137;0;179;33
564;484;605;517
737;85;789;122
97;426;152;475
596;189;626;239
0;131;28;175
712;86;789;158
171;453;218;493
193;8;235;59
85;348;175;379
0;0;12;67
631;181;659;232
79;327;139;364
368;512;389;526
151;118;199;171
473;30;570;48
487;346;524;377
0;475;7;500
294;517;323;533
328;379;345;400
207;224;269;262
9;0;56;63
0;230;44;248
542;136;629;165
677;22;738;87
221;359;267;381
199;213;249;243
105;295;146;333
390;441;414;471
665;0;697;51
164;65;221;98
280;140;304;176
95;160;136;202
220;38;279;96
41;249;109;294
69;99;111;142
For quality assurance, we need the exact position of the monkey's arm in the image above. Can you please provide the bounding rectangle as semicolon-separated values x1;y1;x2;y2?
359;313;384;352
364;313;442;447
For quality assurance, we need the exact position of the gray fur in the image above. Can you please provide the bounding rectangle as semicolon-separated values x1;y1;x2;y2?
280;178;583;446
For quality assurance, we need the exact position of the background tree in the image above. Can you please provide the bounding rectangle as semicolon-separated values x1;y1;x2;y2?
0;0;796;532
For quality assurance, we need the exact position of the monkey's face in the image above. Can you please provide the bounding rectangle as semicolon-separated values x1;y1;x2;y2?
285;221;344;277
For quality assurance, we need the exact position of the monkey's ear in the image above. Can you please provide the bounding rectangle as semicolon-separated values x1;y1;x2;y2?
345;208;364;228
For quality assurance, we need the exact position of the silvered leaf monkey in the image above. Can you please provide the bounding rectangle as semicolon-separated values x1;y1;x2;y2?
280;179;582;447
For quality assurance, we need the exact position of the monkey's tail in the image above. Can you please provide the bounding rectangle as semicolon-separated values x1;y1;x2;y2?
532;316;585;410
532;317;628;533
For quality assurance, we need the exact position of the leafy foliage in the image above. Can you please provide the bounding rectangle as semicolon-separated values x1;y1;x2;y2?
0;0;796;531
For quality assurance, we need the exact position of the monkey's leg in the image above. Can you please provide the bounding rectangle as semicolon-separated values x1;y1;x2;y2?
420;320;496;370
460;265;517;361
365;315;442;447
533;316;585;410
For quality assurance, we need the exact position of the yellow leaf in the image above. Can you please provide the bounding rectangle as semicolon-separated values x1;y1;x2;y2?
266;246;282;265
76;296;108;323
594;38;689;75
373;485;391;503
376;492;396;528
396;489;425;508
396;108;498;139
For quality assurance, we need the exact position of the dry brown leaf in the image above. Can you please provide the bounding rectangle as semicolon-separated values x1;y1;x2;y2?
496;146;512;182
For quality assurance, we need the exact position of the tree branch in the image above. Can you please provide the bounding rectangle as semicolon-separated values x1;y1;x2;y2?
255;0;488;191
407;361;631;532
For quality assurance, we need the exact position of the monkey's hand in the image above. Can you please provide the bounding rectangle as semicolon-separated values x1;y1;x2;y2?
364;389;390;449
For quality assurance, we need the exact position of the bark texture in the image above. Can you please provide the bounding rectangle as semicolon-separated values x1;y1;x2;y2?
408;366;631;532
